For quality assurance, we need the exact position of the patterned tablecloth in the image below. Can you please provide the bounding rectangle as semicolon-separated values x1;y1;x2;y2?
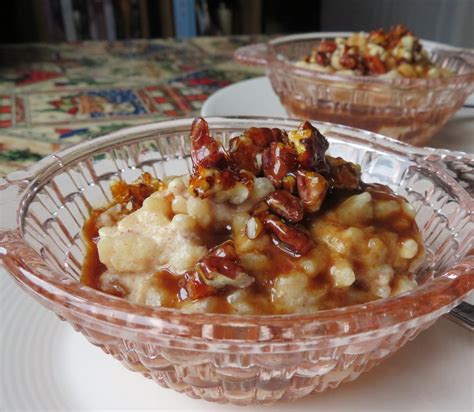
0;36;265;176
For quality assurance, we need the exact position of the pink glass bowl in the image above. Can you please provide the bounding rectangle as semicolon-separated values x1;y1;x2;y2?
0;117;473;405
234;33;474;146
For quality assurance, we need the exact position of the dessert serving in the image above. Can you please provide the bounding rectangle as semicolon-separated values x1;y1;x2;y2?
296;25;452;79
81;118;425;314
234;27;474;144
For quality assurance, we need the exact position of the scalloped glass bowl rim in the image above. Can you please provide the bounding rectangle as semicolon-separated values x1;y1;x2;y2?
3;116;473;342
266;32;474;88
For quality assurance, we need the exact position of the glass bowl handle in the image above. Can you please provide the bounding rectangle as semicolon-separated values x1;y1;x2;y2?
417;151;474;329
0;171;32;231
0;173;48;286
421;151;474;197
234;43;268;67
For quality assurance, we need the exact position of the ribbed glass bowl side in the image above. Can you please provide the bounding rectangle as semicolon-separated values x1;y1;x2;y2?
0;117;472;404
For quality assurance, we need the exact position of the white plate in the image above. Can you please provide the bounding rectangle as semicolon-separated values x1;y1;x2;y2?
202;77;474;153
1;267;472;411
201;77;286;118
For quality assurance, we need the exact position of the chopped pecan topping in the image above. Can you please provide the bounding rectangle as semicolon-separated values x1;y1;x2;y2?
265;190;304;222
188;119;361;258
110;172;164;211
189;167;253;204
251;200;270;218
271;128;288;143
318;39;337;53
301;24;447;79
228;135;261;175
182;240;254;300
288;120;329;171
386;24;411;50
327;156;361;190
340;54;358;69
246;127;276;147
189;119;255;204
190;117;228;170
195;241;254;288
315;51;330;66
262;142;297;188
263;214;313;257
181;270;215;300
364;55;387;74
296;170;329;213
368;28;387;46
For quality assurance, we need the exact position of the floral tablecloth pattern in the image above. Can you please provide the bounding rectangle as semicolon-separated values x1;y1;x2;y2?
0;36;265;176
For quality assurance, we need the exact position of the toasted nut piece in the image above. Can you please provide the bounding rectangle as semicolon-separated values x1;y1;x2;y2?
368;28;387;45
386;24;411;49
315;51;330;66
208;239;239;259
288;121;329;171
190;117;228;169
296;170;329;213
246;127;275;147
246;217;263;239
189;167;253;204
110;172;164;210
318;39;337;53
271;128;287;143
265;190;304;222
252;200;270;218
195;240;254;289
364;55;387;74
326;156;361;190
262;142;297;188
228;135;261;175
339;54;357;69
263;214;313;257
181;270;215;300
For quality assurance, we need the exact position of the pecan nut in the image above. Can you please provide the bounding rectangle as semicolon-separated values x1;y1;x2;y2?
288;121;329;173
364;55;387;74
265;190;304;222
228;135;261;175
181;270;215;300
195;240;254;288
190;117;228;169
315;51;330;66
263;214;313;257
368;28;387;46
327;156;361;190
110;172;164;210
262;142;297;188
296;170;328;213
339;54;357;69
246;127;275;147
318;39;337;53
190;167;253;204
271;128;288;143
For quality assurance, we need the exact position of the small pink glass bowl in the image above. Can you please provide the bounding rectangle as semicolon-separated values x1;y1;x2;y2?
234;33;474;146
0;117;473;405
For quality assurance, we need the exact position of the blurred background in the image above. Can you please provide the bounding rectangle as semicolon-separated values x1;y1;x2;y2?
0;0;472;47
